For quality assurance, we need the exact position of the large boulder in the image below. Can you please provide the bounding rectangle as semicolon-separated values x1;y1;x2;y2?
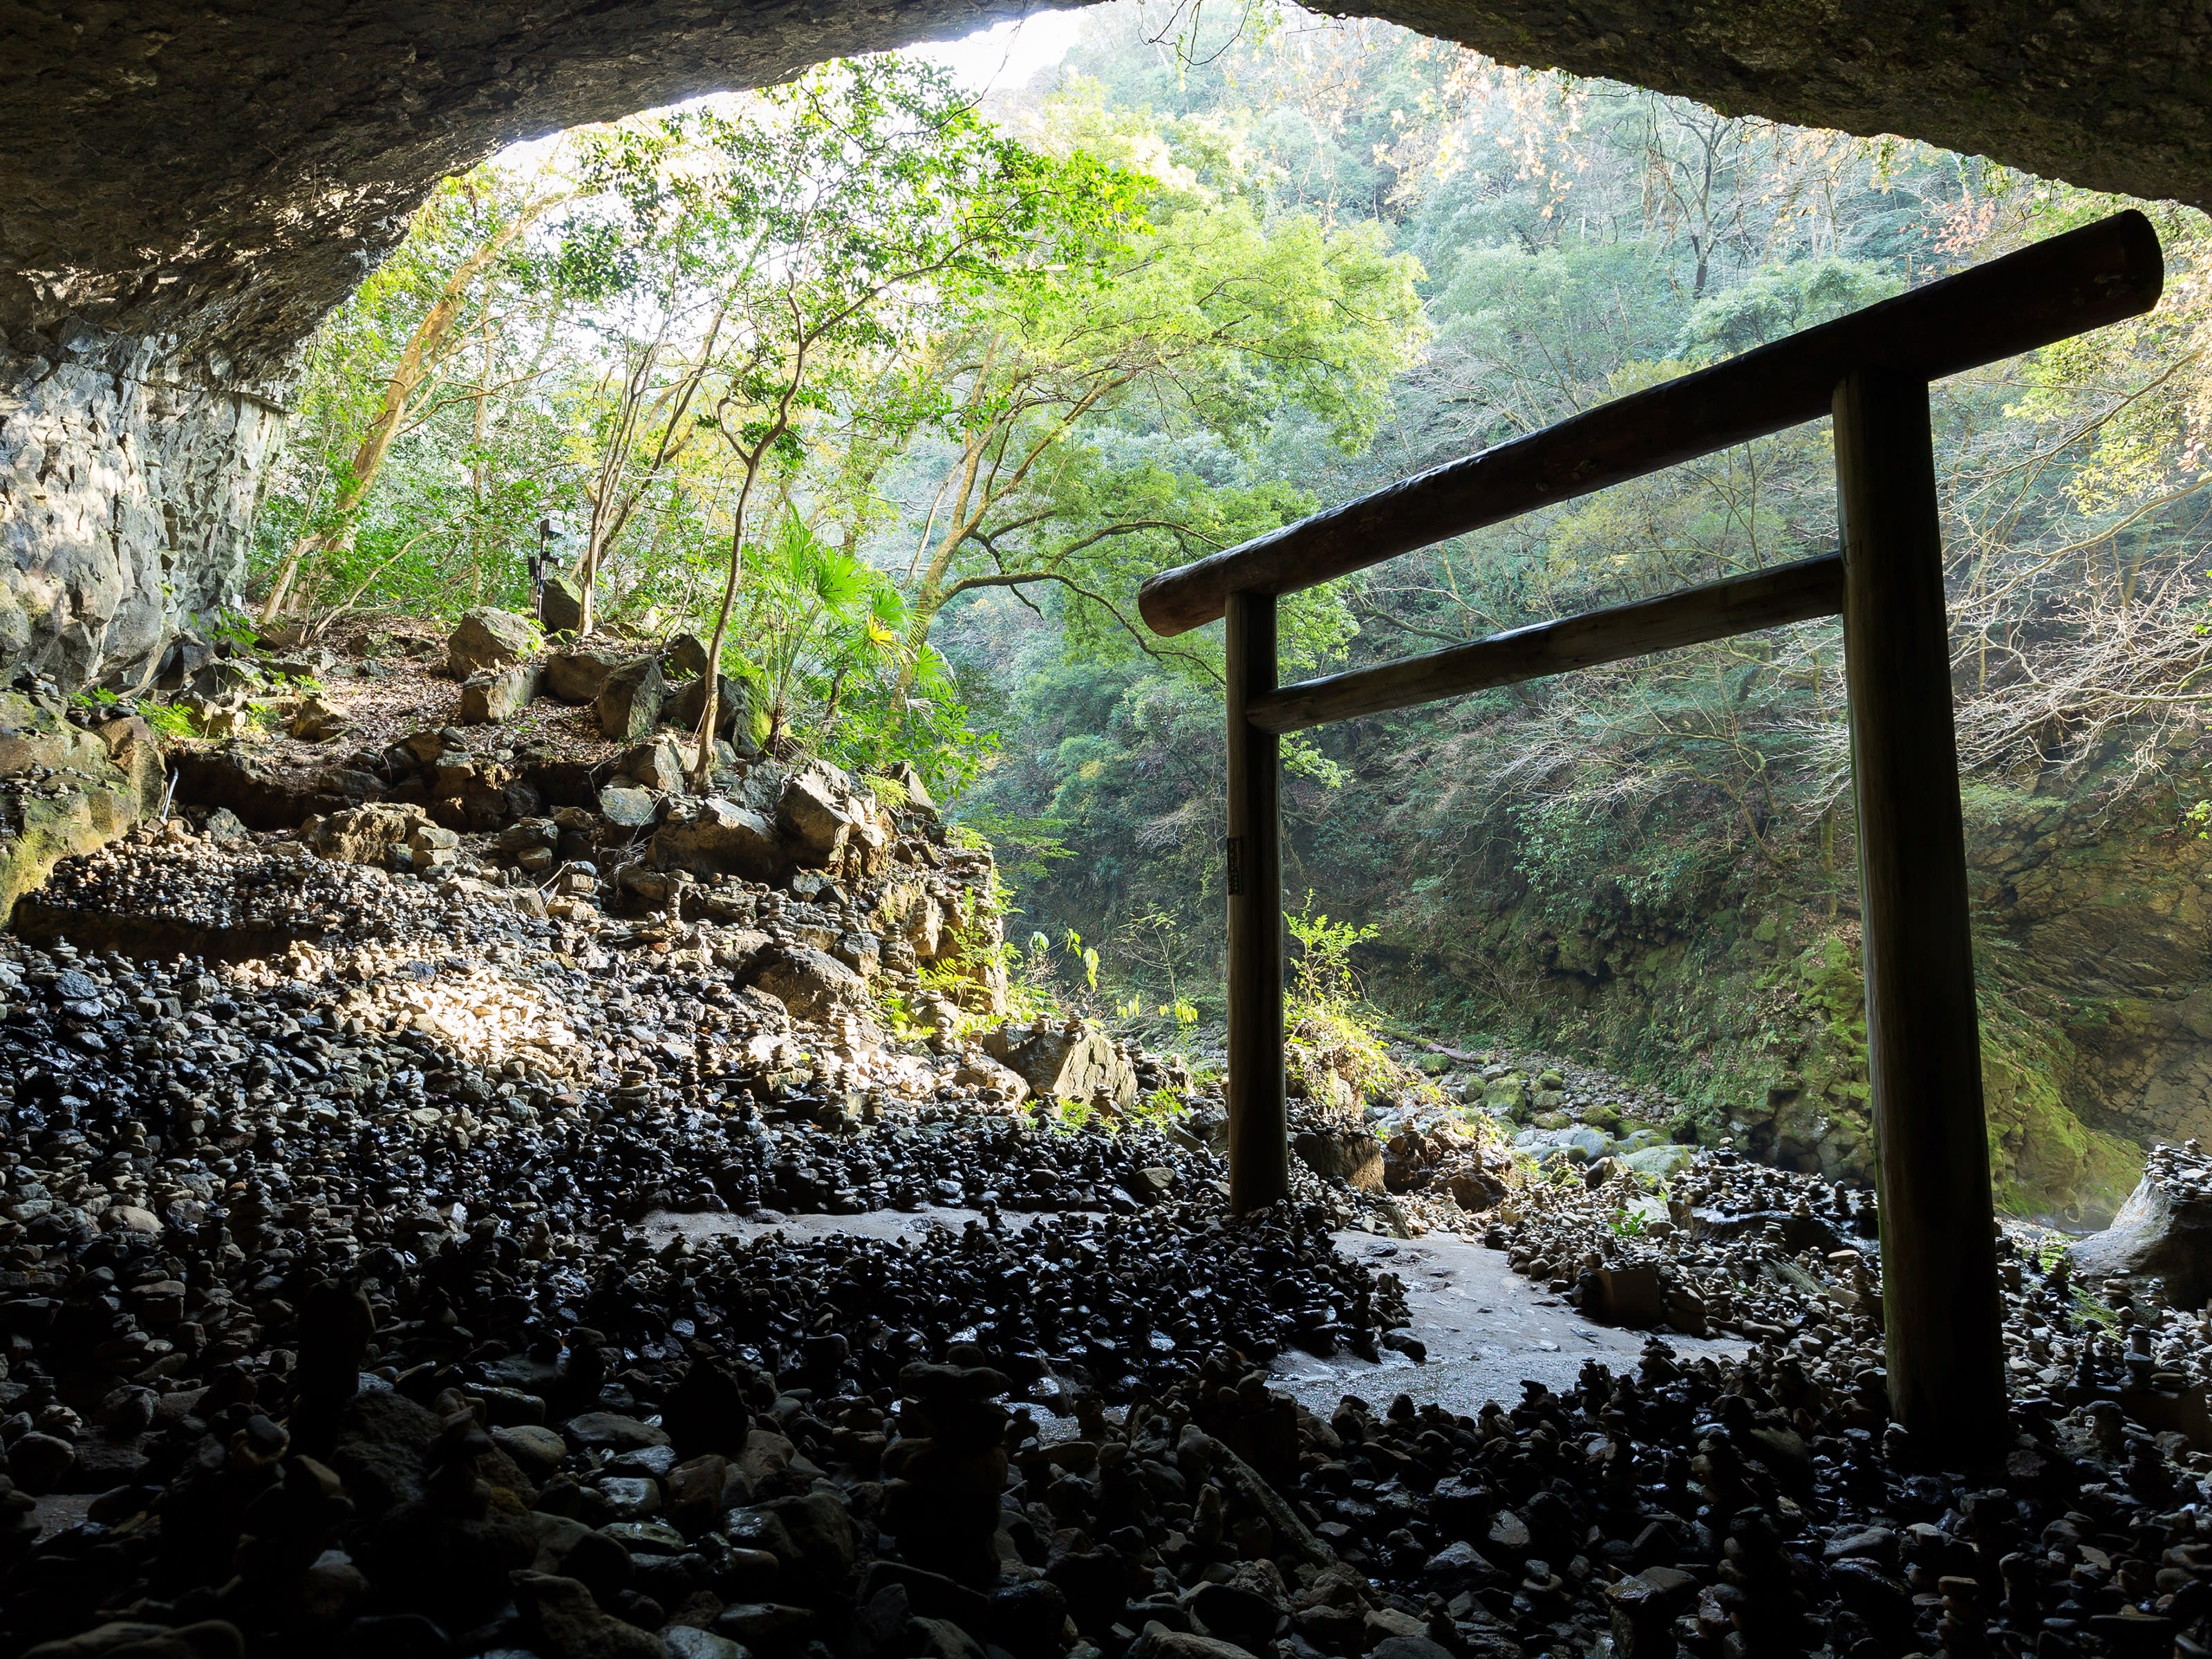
598;783;661;831
1293;1127;1386;1190
752;947;872;1024
93;715;165;816
306;803;427;865
659;632;710;679
543;644;628;704
668;671;758;755
0;694;155;917
617;737;687;794
776;763;890;874
982;1023;1137;1110
653;798;782;879
539;575;585;637
286;692;351;741
2072;1150;2212;1307
458;661;540;724
447;607;537;678
597;657;665;742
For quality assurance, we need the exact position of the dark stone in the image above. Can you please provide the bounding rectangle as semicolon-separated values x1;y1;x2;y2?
1293;1128;1385;1191
752;1490;857;1606
1127;1631;1257;1659
563;1412;670;1452
663;1356;754;1461
7;1432;73;1494
597;657;665;742
1045;1548;1128;1636
668;671;758;754
513;1571;666;1659
907;1616;989;1659
1368;1639;1454;1659
539;575;585;637
1184;1581;1284;1647
861;1561;992;1631
1582;1264;1665;1327
328;1389;446;1519
529;1514;635;1604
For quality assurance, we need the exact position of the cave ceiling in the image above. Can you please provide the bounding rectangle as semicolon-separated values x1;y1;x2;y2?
0;0;2203;374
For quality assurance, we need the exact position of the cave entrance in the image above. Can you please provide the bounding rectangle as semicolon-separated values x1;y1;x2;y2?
1139;209;2166;1465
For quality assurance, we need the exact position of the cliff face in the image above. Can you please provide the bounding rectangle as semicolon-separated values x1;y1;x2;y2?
1;334;290;688
1978;780;2212;1152
1353;762;2212;1226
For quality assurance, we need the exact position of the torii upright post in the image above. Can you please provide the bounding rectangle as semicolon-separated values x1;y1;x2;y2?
1834;368;2009;1465
1225;588;1288;1215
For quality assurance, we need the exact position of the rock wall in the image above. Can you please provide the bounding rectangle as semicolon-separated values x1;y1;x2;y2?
1353;762;2212;1225
1974;779;2212;1152
1;331;290;688
0;691;162;917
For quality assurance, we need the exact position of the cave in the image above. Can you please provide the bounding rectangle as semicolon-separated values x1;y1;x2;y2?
1;0;2204;689
1;9;2210;1647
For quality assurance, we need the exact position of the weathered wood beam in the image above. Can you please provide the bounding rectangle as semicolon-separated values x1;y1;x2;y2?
1138;210;2162;639
1248;552;1842;735
1835;369;2009;1463
1224;590;1288;1215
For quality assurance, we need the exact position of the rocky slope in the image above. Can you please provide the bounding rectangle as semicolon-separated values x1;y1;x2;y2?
2;614;2212;1656
0;807;2210;1658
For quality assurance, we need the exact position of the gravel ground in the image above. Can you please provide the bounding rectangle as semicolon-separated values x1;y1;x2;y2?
0;803;2207;1659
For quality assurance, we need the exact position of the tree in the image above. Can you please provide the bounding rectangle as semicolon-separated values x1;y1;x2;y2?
553;120;742;635
259;165;570;622
664;55;1138;784
892;90;1429;677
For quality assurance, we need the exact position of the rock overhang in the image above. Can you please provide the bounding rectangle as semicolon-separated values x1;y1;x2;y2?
2;0;2205;693
3;0;2206;371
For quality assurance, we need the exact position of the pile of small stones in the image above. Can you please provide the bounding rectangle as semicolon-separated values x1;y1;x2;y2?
1;821;2211;1658
1480;1145;2212;1406
1461;1151;2212;1652
1477;1152;1882;1342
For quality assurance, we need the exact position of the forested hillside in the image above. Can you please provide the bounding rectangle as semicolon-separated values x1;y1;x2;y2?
247;2;2212;1221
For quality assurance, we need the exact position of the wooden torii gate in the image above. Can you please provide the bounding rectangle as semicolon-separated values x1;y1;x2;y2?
1137;211;2164;1463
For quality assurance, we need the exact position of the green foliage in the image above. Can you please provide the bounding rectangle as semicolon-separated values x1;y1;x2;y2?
207;610;261;653
1280;894;1425;1116
951;6;2209;1220
1675;259;1902;358
137;702;197;742
1284;895;1378;1013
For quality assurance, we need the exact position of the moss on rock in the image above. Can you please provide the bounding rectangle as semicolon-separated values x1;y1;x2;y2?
0;693;153;920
